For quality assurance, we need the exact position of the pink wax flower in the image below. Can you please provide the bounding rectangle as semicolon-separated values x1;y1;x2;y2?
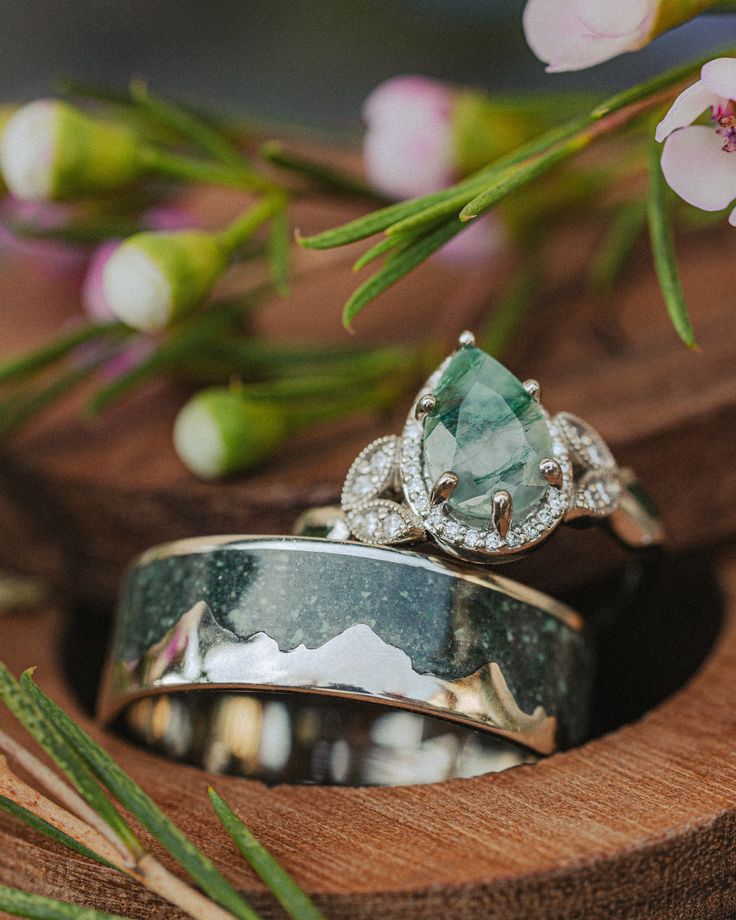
82;205;198;320
362;76;505;264
0;198;87;277
363;76;456;200
523;0;658;72
655;58;736;226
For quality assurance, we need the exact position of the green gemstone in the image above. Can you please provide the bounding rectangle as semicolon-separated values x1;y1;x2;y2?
423;346;552;524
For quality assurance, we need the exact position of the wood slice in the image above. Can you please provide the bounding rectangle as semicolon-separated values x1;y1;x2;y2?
0;183;735;917
0;549;734;919
0;192;734;604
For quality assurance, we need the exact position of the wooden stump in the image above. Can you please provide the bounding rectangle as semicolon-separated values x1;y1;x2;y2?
0;191;735;917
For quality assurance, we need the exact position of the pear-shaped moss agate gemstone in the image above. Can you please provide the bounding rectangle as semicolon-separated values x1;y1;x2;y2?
423;346;553;524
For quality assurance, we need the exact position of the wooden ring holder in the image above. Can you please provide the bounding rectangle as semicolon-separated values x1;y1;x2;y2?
1;191;735;917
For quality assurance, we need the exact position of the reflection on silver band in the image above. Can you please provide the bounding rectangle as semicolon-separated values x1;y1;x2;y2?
122;692;536;786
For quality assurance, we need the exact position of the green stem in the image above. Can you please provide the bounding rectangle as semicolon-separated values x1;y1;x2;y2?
0;323;126;387
646;124;697;349
140;146;277;194
0;362;105;439
284;384;401;428
86;293;266;416
130;79;245;167
261;140;386;201
219;194;287;253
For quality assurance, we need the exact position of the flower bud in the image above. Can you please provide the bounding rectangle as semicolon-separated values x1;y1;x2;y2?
0;105;17;194
173;387;288;479
0;99;142;201
102;229;228;331
523;0;717;73
363;76;455;199
362;76;535;199
82;206;198;321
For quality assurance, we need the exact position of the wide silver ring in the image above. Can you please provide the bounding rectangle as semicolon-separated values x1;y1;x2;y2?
337;330;665;564
98;536;593;786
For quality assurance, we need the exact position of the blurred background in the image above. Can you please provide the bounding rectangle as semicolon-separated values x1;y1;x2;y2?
0;0;730;129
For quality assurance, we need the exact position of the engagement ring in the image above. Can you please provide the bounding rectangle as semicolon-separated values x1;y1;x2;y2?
337;331;664;563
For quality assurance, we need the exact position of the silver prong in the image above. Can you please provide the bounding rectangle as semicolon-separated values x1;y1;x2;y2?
540;457;563;489
458;330;476;348
523;379;541;402
429;471;458;507
415;393;437;422
492;490;512;538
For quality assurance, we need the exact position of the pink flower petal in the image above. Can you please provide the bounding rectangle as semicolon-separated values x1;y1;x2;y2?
574;0;654;38
523;0;638;72
701;57;736;100
362;76;456;199
729;205;736;227
655;80;718;142
362;76;452;127
82;240;120;320
661;125;736;212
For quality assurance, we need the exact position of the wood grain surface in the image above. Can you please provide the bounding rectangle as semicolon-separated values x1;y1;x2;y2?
0;549;734;919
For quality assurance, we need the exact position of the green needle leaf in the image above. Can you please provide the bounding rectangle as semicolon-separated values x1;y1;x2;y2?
0;363;105;440
19;673;262;920
385;189;479;237
86;292;265;416
130;79;245;167
0;323;125;387
0;886;132;920
261;141;383;200
342;218;462;327
267;208;291;295
209;788;327;920
646;130;698;349
459;141;578;222
352;234;409;271
479;262;538;357
0;665;141;857
298;185;476;250
0;795;119;871
588;201;647;296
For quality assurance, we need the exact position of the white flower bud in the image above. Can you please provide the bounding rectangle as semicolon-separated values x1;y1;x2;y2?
173;388;288;479
103;230;228;331
0;100;142;201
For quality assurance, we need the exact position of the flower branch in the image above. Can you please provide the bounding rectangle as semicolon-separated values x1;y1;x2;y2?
0;662;327;920
298;45;736;340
